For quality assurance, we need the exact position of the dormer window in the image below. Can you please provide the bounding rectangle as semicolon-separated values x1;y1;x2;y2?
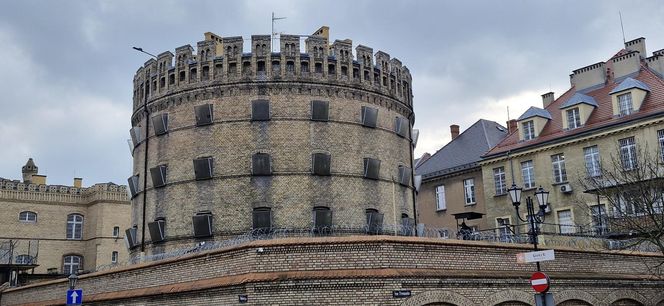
559;93;597;130
609;77;650;117
618;93;633;116
566;108;581;129
517;106;551;141
522;121;535;140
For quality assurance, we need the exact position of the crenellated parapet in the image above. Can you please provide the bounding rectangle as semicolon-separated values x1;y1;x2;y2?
132;28;413;112
0;178;128;204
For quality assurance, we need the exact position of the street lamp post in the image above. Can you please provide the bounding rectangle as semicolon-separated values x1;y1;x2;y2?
508;184;550;272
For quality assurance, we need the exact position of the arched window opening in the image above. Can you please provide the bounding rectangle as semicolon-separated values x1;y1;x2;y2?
63;255;82;275
19;211;37;223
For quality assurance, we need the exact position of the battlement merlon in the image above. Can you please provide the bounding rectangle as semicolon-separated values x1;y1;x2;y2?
132;29;413;109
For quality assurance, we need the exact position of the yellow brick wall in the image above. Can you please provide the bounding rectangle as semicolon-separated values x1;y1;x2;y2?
0;188;130;274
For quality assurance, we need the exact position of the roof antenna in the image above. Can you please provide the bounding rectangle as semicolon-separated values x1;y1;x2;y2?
619;11;626;44
271;12;287;52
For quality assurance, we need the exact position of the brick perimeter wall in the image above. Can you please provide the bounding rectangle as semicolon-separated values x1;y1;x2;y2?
2;236;663;305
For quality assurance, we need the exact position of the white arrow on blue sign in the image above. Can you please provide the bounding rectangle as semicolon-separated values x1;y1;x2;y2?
66;289;83;305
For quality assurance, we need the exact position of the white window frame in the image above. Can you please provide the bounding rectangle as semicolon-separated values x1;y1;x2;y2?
435;185;446;211
619;137;637;171
590;204;608;235
522;120;535;140
111;251;118;264
551;154;567;183
463;178;476;205
566;107;581;129
521;160;535;189
66;214;84;240
15;254;32;265
496;217;512;242
618;93;633;116
19;211;37;223
583;145;601;177
112;226;120;237
493;167;506;195
556;209;576;234
658;129;664;162
63;255;82;275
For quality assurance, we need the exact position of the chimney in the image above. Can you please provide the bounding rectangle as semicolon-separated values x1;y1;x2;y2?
541;92;555;108
74;178;83;188
450;124;460;140
507;119;518;134
625;37;646;58
31;175;47;185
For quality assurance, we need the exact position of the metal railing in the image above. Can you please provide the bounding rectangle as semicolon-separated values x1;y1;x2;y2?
92;223;661;273
0;239;39;265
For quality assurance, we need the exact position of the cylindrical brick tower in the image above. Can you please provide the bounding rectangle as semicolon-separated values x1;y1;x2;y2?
128;28;415;255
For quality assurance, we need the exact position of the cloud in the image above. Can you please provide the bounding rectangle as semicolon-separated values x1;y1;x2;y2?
2;0;664;184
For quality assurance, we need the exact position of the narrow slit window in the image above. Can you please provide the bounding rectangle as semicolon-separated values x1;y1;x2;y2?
311;100;329;121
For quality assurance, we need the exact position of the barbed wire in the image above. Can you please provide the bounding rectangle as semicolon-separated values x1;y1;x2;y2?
92;223;661;273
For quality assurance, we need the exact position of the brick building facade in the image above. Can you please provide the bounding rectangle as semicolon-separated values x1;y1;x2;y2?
0;159;130;286
127;27;416;255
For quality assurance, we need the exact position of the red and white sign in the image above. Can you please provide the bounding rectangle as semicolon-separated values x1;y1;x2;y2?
530;272;550;293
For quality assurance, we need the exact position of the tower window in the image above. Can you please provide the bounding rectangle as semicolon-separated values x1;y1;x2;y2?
311;100;329;121
192;212;213;238
366;209;384;234
151;113;169;135
252;153;272;176
394;117;409;138
252;208;272;231
361;106;378;128
150;164;167;188
127;174;139;198
363;158;380;180
193;157;213;180
195;104;214;126
251;99;271;121
313;207;332;235
397;165;412;186
148;218;166;243
312;153;331;176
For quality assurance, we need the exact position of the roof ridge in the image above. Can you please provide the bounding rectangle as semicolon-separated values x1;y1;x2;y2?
416;119;490;171
640;62;664;87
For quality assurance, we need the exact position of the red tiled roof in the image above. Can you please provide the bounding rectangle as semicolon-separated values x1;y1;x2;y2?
485;60;664;157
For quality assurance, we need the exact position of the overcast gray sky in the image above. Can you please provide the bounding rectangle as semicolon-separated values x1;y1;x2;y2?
1;0;663;186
